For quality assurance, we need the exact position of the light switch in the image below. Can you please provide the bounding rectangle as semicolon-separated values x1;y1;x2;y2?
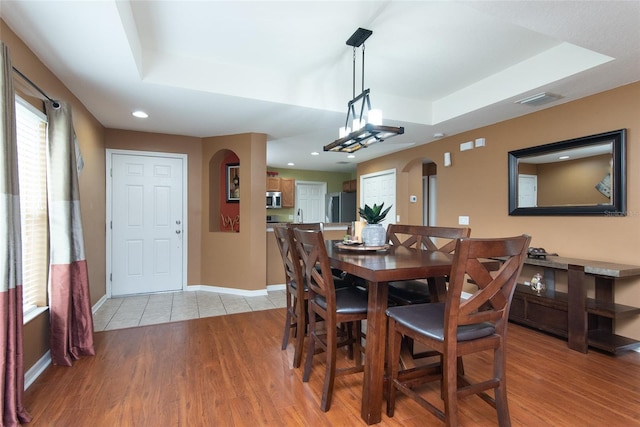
410;195;417;203
458;215;470;225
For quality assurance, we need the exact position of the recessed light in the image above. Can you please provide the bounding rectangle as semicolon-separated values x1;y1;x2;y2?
433;132;445;138
132;110;148;118
559;155;570;160
287;162;295;166
311;152;319;156
347;154;355;159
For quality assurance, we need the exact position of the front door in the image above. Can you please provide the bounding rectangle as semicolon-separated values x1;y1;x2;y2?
108;151;186;296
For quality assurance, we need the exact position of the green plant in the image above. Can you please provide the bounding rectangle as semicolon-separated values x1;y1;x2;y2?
358;203;392;224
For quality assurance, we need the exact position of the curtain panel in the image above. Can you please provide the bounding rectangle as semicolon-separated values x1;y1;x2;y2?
45;101;95;366
0;41;32;427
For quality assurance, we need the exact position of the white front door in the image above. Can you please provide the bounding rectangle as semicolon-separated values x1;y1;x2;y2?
295;181;326;223
360;169;397;227
108;151;186;296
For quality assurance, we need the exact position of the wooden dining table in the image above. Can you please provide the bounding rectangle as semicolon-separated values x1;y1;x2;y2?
325;241;457;425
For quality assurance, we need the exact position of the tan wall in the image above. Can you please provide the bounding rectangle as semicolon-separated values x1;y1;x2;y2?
201;133;267;290
2;20;107;370
359;82;640;340
104;129;203;285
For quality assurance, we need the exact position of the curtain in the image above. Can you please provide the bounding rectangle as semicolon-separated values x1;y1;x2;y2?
45;100;95;366
0;42;32;426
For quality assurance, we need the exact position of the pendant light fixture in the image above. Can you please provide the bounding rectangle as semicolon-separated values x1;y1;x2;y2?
324;28;404;153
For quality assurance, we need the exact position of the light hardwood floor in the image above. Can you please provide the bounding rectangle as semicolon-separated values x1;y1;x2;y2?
25;308;640;426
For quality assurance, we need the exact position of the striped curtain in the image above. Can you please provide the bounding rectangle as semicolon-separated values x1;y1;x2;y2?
0;42;32;426
45;101;95;366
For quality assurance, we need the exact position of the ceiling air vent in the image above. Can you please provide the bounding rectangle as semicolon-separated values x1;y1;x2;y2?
515;92;562;107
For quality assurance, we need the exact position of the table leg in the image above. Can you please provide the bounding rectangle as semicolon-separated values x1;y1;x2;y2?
427;276;447;302
360;280;388;425
567;265;588;353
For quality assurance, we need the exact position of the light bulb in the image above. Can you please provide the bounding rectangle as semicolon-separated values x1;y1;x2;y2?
339;126;351;138
368;109;382;125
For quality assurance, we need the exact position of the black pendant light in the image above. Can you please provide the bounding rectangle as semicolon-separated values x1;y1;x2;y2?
324;28;404;153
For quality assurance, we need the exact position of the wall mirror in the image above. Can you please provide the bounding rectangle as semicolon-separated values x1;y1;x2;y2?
508;129;626;216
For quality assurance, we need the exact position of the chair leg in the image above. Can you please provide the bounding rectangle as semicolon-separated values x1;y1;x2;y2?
352;321;363;368
442;352;459;427
302;307;317;382
386;320;402;417
281;294;293;350
493;346;511;427
320;318;338;412
292;298;306;368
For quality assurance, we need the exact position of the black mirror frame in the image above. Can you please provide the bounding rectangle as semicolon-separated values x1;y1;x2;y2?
508;129;626;216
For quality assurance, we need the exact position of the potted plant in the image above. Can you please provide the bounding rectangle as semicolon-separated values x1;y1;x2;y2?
358;203;392;246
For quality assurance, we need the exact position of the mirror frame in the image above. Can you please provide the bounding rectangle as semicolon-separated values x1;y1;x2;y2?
508;129;626;216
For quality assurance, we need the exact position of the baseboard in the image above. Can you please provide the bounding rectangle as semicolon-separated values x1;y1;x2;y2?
186;284;276;297
92;294;108;314
24;350;50;390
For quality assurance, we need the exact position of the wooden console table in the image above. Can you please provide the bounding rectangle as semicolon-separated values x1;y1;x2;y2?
507;255;640;354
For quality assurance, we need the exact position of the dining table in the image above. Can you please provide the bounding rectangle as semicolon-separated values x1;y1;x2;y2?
325;241;458;425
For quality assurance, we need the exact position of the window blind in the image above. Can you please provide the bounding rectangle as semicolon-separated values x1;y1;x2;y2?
15;97;48;315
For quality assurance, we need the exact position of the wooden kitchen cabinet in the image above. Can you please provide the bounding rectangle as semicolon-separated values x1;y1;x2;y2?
342;179;357;193
266;176;281;192
280;178;295;208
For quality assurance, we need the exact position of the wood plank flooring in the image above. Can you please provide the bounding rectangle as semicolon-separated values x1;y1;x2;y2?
24;308;640;426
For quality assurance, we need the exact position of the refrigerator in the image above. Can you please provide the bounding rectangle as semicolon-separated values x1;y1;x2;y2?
325;192;356;223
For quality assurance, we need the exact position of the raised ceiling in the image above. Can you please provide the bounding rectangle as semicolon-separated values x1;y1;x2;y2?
2;1;638;172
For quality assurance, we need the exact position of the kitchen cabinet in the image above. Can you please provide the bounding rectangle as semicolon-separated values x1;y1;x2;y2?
281;178;295;208
267;176;281;192
342;179;357;193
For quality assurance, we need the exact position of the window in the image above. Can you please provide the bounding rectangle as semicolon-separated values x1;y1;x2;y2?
15;97;48;319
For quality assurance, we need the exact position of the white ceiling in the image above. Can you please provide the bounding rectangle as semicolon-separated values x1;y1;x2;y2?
2;1;639;172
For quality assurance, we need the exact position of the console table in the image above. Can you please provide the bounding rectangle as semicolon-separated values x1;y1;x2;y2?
507;255;640;354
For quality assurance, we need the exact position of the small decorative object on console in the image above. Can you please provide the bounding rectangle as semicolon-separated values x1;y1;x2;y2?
530;272;545;293
527;247;558;259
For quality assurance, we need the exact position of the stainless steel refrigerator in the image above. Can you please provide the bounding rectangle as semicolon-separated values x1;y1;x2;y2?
325;192;356;223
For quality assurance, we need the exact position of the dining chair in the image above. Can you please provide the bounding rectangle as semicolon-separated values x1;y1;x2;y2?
273;224;307;368
385;224;471;305
276;223;355;368
385;234;531;427
293;228;369;412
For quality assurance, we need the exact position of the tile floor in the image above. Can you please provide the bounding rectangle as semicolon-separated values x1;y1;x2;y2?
93;289;287;332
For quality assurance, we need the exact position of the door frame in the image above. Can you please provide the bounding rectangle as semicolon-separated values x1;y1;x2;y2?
105;149;188;298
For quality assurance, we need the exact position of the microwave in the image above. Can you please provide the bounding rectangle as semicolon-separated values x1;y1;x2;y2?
266;191;282;209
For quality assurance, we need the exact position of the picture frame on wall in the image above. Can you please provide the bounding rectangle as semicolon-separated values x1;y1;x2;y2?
226;163;240;202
